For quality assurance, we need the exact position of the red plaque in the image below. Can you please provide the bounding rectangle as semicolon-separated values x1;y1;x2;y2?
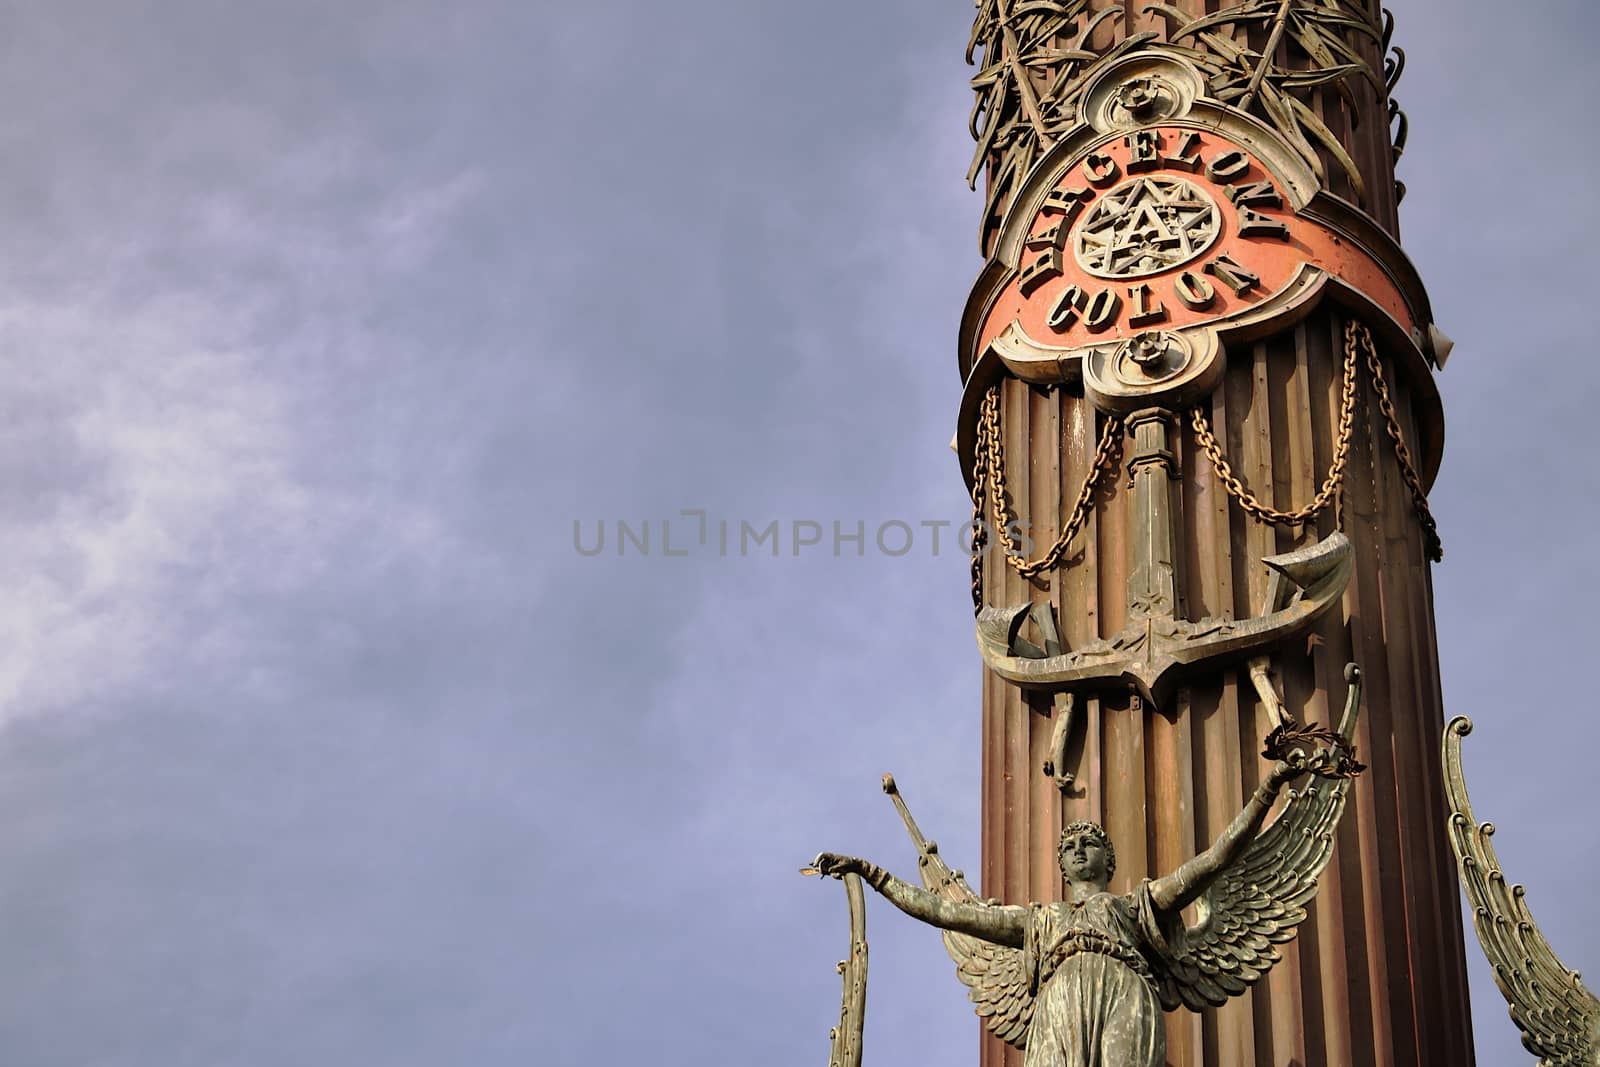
975;127;1416;364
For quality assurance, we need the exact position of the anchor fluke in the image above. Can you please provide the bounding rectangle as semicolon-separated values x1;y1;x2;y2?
1263;531;1350;589
976;531;1353;708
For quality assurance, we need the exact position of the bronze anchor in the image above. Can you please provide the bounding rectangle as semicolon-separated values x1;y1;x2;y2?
976;405;1350;785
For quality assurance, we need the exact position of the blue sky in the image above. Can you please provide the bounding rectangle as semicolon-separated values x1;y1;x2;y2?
0;2;1591;1064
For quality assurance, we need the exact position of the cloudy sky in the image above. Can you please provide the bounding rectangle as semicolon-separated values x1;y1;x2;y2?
0;2;1590;1064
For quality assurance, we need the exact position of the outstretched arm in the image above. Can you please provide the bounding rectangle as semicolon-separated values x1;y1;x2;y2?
1148;761;1300;915
812;853;1027;948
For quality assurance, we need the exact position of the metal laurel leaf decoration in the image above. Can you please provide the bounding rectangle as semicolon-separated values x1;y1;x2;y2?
1381;7;1408;202
1443;718;1600;1066
966;0;1126;245
1263;720;1366;779
967;0;1401;239
1142;0;1384;203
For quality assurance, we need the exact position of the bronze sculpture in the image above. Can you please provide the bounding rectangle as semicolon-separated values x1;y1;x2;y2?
1443;718;1600;1066
812;667;1362;1067
807;0;1475;1058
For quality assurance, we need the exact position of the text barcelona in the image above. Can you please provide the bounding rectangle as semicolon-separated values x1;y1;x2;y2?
1015;129;1297;344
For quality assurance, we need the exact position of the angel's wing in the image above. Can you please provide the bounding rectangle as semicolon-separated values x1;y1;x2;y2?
1444;717;1600;1067
1155;773;1351;1012
882;777;1034;1049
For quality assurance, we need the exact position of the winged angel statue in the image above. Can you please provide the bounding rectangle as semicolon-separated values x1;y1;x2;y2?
1443;718;1600;1066
812;666;1363;1067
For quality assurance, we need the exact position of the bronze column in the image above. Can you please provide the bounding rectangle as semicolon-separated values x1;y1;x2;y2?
956;2;1474;1064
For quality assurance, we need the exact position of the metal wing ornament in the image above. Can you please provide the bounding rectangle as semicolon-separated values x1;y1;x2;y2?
881;775;1036;1048
1443;718;1600;1067
1152;768;1350;1010
880;669;1357;1047
1137;668;1358;1012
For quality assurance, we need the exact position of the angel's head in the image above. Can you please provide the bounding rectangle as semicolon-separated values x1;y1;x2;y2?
1057;821;1116;885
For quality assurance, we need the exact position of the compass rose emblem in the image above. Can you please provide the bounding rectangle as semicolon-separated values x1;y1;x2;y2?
1074;176;1220;280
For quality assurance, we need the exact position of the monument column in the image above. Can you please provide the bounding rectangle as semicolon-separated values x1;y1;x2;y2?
956;2;1474;1064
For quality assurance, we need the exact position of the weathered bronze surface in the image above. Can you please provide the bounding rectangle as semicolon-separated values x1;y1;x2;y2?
1143;0;1386;202
798;868;869;1065
811;670;1360;1065
965;0;1410;248
1443;719;1600;1066
975;521;1349;706
1072;175;1222;278
956;3;1475;1064
830;874;869;1067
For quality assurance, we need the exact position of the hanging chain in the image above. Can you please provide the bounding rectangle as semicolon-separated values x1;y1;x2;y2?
1353;322;1444;562
968;498;987;615
1190;318;1443;561
968;319;1442;612
1191;322;1359;527
976;385;1123;584
968;411;991;614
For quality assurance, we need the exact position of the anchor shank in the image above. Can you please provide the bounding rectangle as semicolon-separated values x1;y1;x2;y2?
1124;408;1180;619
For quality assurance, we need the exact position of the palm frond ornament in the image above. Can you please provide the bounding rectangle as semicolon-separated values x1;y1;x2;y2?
1142;0;1384;203
965;0;1394;241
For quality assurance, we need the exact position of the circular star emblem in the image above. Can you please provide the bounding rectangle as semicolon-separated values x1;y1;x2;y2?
1073;176;1220;280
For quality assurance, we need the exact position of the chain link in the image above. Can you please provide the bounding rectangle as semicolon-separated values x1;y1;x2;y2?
968;318;1442;612
1192;322;1360;527
976;385;1123;584
969;500;987;615
1353;322;1444;561
969;414;991;613
1191;318;1442;560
